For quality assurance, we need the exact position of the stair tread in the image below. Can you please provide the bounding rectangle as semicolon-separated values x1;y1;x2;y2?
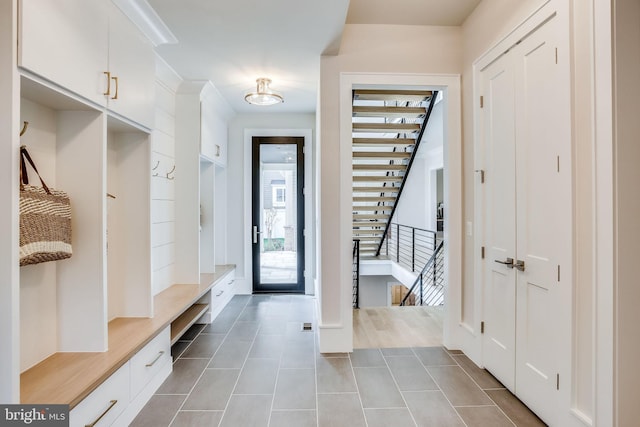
353;138;416;146
354;196;396;202
353;175;403;182
353;214;390;219
352;186;399;193
353;205;393;211
353;89;433;102
353;106;425;119
352;151;411;159
352;123;420;133
353;164;407;171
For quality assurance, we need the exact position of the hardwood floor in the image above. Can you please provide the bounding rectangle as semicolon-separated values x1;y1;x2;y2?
353;305;443;348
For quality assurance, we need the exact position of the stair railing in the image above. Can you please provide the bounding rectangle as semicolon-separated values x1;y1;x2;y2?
375;90;439;256
352;239;360;309
400;240;445;306
380;223;437;273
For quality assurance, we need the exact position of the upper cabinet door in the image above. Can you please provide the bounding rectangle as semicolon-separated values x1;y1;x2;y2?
19;0;109;106
107;4;155;129
200;95;228;165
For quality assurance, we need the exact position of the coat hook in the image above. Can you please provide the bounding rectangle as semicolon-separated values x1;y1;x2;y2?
152;160;160;177
20;121;29;136
166;165;175;180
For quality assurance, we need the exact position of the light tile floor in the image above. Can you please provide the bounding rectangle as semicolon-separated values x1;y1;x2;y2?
132;295;546;427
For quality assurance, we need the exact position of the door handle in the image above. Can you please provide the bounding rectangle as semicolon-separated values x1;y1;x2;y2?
253;225;261;244
514;259;525;272
494;257;514;268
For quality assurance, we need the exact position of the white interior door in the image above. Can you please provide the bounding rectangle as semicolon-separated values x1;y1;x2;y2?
481;51;517;392
481;14;569;425
513;15;568;424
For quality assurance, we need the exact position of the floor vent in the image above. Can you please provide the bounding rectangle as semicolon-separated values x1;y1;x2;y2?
302;322;313;331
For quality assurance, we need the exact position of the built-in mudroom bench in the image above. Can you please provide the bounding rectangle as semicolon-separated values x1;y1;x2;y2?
20;265;235;426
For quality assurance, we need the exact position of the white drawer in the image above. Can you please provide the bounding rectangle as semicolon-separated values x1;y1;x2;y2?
130;326;171;398
70;362;130;427
208;270;235;321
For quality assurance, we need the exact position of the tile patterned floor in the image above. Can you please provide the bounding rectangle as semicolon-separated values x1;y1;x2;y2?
132;295;547;427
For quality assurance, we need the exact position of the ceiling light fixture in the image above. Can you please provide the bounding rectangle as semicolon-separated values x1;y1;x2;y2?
245;78;284;106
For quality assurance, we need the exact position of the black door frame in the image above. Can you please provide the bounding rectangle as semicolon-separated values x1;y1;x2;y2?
252;136;305;293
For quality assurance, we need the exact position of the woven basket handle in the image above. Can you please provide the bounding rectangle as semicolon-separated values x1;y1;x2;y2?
20;145;51;194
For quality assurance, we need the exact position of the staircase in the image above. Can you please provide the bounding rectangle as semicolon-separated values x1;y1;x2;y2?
352;89;438;257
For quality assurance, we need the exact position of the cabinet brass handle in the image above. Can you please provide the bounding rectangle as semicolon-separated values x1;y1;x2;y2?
111;76;119;100
145;351;165;367
103;71;111;96
85;399;117;427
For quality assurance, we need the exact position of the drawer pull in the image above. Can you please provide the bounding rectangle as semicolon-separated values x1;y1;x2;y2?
145;351;165;367
228;280;234;286
85;399;117;427
216;290;224;297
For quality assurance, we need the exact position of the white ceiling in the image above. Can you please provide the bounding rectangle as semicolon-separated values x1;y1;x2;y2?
346;0;482;26
148;0;481;115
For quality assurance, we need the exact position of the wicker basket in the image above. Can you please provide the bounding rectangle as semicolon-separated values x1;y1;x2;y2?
19;146;72;267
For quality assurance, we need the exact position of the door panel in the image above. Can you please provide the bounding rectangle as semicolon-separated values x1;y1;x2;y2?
514;15;567;424
481;14;570;425
481;53;517;391
252;137;305;293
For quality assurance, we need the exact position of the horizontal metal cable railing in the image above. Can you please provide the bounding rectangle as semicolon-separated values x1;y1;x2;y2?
353;239;360;309
379;223;437;273
400;240;445;306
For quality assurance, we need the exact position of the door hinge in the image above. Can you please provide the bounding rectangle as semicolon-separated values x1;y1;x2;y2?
557;156;560;172
555;47;558;64
475;169;485;183
557;265;561;282
556;373;560;390
481;321;485;334
480;96;484;108
481;246;485;259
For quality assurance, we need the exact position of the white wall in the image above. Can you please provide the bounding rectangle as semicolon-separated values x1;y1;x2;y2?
394;99;444;231
150;56;182;295
613;1;640;424
358;275;396;308
319;24;462;352
19;99;59;371
227;113;316;294
0;0;20;402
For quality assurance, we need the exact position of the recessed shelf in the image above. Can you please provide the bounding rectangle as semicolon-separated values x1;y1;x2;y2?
170;303;209;345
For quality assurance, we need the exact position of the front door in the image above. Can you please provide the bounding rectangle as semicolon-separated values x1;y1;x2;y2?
481;14;569;425
252;136;305;293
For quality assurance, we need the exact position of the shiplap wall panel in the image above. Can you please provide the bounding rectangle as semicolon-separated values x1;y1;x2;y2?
151;56;181;295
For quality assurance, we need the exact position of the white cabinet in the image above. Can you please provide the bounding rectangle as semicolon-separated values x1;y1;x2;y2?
106;4;155;128
70;362;130;427
19;0;109;106
201;92;229;166
175;81;234;282
209;269;235;320
18;0;154;129
69;327;171;427
129;327;171;399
